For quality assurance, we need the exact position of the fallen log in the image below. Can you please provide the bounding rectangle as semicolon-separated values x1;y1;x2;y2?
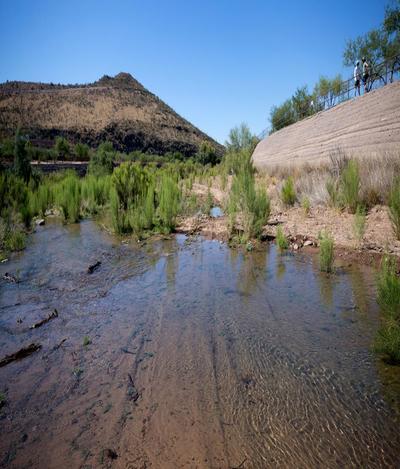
0;343;41;367
30;309;58;329
87;261;101;274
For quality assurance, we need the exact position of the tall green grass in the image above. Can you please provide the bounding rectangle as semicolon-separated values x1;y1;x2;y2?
156;173;180;233
319;231;334;273
340;160;360;213
54;173;81;223
389;178;400;240
276;226;288;250
281;177;296;206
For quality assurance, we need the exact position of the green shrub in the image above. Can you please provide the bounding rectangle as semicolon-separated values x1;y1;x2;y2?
276;226;289;250
54;173;81;222
54;136;70;160
281;177;296;206
5;229;26;251
373;321;400;363
353;205;366;243
30;183;53;216
389;178;400;240
88;142;115;176
377;255;400;319
326;178;340;207
74;142;90;160
340;159;360;213
156;173;180;233
81;175;111;215
301;196;310;216
319;231;334;273
13;129;31;182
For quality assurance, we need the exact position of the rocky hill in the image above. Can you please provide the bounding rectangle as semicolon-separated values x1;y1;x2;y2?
252;81;400;170
0;72;224;157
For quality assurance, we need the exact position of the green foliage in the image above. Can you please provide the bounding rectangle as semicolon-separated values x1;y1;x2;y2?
281;177;296;206
156;173;180;233
301;196;311;216
225;123;258;153
270;99;296;132
81;175;111;215
13;129;31;182
374;321;400;364
340;160;360;213
319;231;334;273
227;148;270;241
54;173;81;222
389;178;400;240
88;142;115;176
314;75;345;107
276;226;288;250
54;137;70;160
5;229;26;251
326;178;340;207
30;183;53;217
74;142;90;160
353;205;366;242
196;141;218;165
377;255;400;319
83;336;91;347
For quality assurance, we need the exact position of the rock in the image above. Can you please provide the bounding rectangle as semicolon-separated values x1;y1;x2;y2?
304;240;313;246
35;219;45;226
293;243;299;250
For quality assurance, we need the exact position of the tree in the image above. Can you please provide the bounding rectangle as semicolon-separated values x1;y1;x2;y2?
292;86;314;119
13;129;31;182
269;99;296;133
88;141;115;176
54;136;70;160
225;123;255;152
196;141;218;165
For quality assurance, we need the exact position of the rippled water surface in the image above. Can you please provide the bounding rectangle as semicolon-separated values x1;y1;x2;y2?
0;219;399;468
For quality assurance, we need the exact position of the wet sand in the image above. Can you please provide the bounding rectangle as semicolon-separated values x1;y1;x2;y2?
0;219;400;468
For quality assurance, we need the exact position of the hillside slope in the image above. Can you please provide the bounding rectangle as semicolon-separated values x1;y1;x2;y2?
252;81;400;169
0;72;224;156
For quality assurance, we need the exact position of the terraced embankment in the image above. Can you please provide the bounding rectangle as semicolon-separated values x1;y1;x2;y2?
252;81;400;170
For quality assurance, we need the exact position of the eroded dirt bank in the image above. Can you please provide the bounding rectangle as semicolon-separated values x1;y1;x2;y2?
1;219;400;468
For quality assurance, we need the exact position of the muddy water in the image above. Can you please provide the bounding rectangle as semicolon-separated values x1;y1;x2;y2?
0;220;399;468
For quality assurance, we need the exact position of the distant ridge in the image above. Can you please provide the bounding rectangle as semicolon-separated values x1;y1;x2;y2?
0;72;224;157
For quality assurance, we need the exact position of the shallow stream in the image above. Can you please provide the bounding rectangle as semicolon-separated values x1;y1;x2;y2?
0;219;399;468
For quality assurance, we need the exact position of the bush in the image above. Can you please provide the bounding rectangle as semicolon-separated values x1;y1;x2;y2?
319;231;334;273
54;173;81;222
281;177;296;206
196;141;218;165
74;143;90;160
54;136;70;160
340;159;360;213
326;178;340;207
276;226;288;250
389;178;400;240
81;175;111;215
377;255;400;319
373;321;400;363
228;149;270;240
88;142;115;176
353;205;366;243
14;130;31;182
156;173;180;233
301;196;310;215
5;229;26;251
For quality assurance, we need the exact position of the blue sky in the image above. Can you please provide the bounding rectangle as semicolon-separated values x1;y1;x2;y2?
0;0;386;144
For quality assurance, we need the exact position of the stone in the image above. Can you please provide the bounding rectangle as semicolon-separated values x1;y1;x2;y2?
304;240;313;246
35;219;45;226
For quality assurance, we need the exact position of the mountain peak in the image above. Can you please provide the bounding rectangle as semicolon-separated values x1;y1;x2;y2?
96;72;145;90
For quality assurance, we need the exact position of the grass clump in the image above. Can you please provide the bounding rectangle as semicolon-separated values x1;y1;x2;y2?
340;159;360;213
389;178;400;240
281;177;296;206
5;229;26;251
373;255;400;363
353;205;366;243
227;149;270;241
83;336;91;347
319;231;334;273
156;173;180;233
276;226;288;250
54;172;81;223
301;196;310;216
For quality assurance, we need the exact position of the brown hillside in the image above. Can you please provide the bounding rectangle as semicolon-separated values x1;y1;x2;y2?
0;72;224;156
252;81;400;169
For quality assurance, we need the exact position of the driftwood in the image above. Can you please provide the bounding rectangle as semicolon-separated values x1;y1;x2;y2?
30;309;58;329
3;272;18;283
87;261;101;274
127;374;140;403
0;343;41;367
